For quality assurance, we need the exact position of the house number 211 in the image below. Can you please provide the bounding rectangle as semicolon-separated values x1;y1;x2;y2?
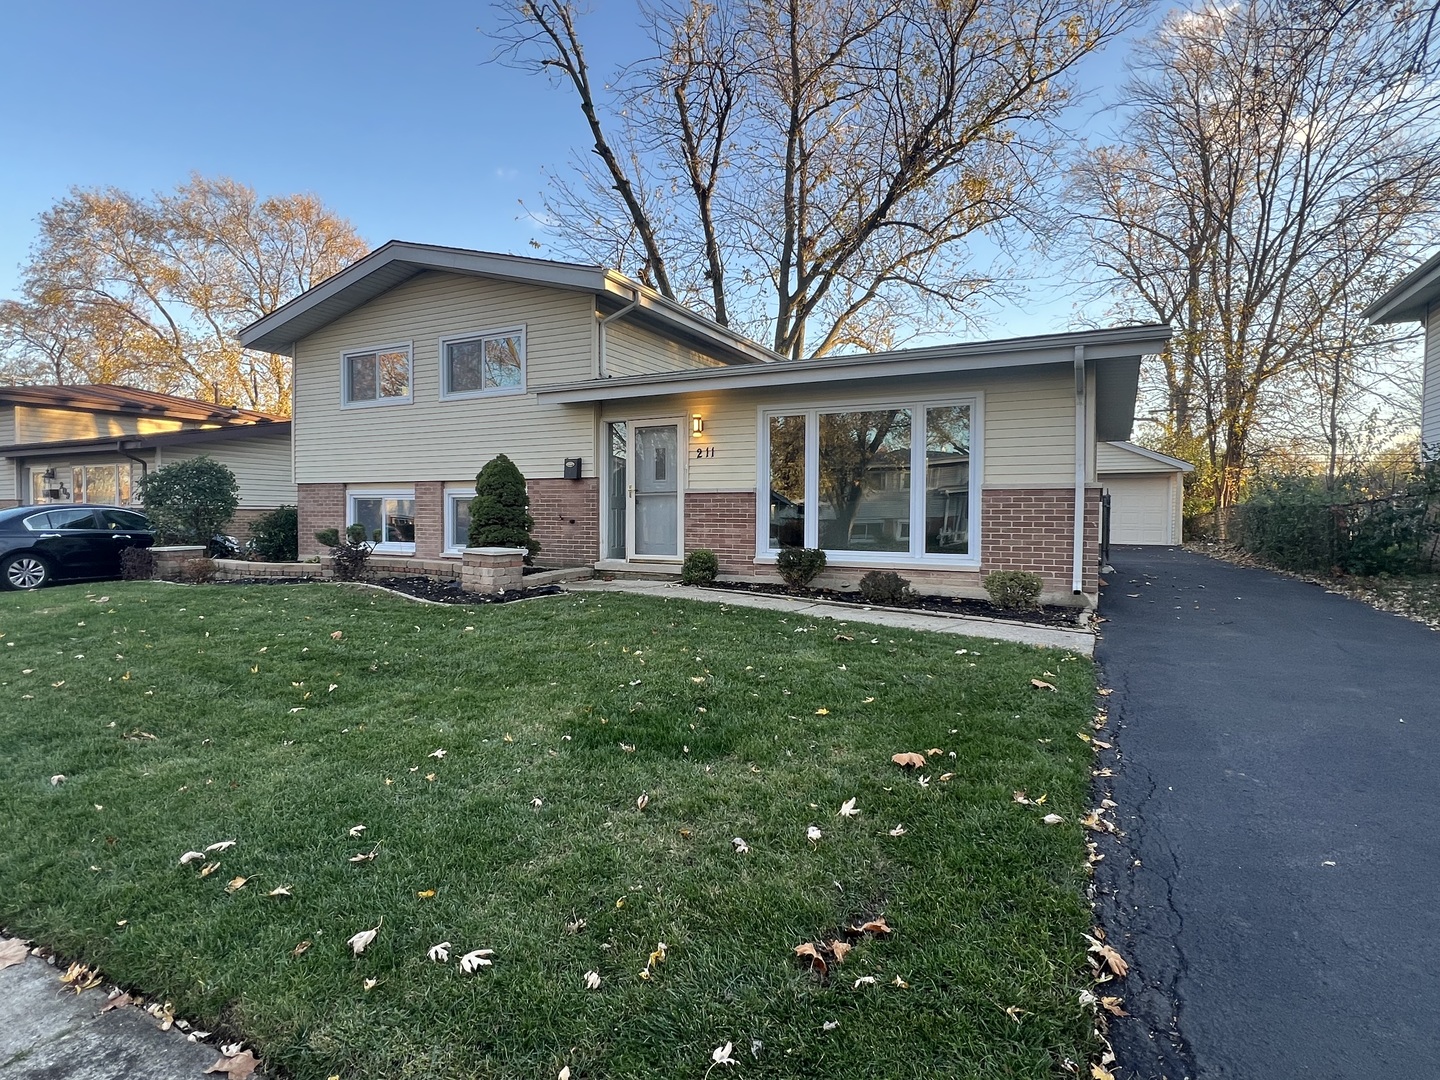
694;445;716;459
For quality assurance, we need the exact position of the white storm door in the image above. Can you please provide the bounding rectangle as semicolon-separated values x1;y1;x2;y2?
629;422;681;557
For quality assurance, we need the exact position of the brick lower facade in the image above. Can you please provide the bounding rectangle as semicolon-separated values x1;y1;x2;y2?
684;491;756;574
297;483;346;558
529;478;599;567
979;486;1101;598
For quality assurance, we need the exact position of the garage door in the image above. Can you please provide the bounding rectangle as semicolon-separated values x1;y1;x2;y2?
1106;475;1173;545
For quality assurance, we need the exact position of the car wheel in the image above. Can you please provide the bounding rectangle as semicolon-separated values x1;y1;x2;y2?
2;553;51;590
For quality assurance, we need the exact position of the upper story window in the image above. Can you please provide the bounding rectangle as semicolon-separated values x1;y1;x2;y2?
343;344;412;406
441;328;525;399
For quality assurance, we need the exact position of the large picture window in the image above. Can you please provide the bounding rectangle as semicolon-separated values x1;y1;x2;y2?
348;492;415;552
761;400;976;563
441;329;525;398
343;345;412;406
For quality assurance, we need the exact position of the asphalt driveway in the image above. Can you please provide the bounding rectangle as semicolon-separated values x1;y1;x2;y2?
1094;547;1439;1079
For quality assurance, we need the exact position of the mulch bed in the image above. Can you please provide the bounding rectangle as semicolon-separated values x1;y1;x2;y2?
689;578;1086;629
211;575;562;605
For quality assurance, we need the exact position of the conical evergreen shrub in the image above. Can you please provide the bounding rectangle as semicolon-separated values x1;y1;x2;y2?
468;453;541;563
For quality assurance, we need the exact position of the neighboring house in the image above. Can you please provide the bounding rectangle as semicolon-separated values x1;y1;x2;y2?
1095;441;1193;547
239;241;1172;606
1363;250;1440;450
0;385;295;533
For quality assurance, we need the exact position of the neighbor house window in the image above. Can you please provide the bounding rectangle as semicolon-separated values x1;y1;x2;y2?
443;488;473;554
441;328;525;398
348;492;415;552
760;399;976;562
31;463;142;505
343;345;412;406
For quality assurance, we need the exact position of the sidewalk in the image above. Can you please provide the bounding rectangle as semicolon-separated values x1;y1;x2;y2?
0;940;263;1080
564;578;1095;655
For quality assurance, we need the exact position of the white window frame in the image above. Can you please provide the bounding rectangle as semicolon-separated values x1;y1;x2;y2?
439;326;527;400
755;393;982;568
347;489;417;554
442;486;474;555
341;342;413;409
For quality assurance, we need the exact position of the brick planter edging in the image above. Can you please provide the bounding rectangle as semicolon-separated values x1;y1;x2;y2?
461;547;528;594
150;546;207;581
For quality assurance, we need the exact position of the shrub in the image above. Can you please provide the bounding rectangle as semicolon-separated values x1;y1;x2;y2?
776;546;826;588
468;454;540;564
984;569;1043;610
249;506;298;562
858;569;911;605
328;537;373;582
314;527;341;548
681;549;719;585
119;546;155;581
138;457;239;545
180;557;217;585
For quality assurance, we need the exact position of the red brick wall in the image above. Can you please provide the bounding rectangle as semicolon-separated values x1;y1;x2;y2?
297;483;345;557
981;486;1101;596
414;481;445;559
684;491;756;574
528;478;599;567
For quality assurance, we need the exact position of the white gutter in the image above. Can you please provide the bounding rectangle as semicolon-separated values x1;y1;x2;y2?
1073;345;1087;596
597;287;641;378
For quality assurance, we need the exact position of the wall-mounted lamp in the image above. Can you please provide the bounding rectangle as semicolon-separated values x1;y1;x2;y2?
691;414;704;436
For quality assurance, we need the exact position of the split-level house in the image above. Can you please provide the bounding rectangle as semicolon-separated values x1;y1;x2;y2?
1364;249;1440;452
239;241;1174;606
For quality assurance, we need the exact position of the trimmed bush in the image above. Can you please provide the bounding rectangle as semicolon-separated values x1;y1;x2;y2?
469;454;540;564
138;457;239;545
858;569;911;605
328;537;372;582
249;505;298;562
681;549;719;585
119;546;155;581
984;569;1043;610
180;557;217;585
776;547;827;588
314;527;341;548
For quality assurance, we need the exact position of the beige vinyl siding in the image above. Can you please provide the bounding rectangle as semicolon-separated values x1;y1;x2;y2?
294;271;598;483
0;409;14;503
1096;442;1185;474
15;407;187;442
604;318;728;377
160;434;296;508
1425;303;1440;448
597;365;1078;491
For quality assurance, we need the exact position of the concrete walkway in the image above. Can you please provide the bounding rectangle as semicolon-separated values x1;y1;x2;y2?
564;577;1095;654
0;941;262;1079
1094;547;1439;1079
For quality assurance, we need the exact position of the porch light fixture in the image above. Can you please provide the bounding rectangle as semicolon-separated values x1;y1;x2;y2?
691;414;704;436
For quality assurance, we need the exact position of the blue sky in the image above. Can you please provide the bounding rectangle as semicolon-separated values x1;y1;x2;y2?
0;0;1144;341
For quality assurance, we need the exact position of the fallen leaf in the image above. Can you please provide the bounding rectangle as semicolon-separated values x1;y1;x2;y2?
266;886;292;898
793;942;827;975
814;708;830;715
584;969;601;989
917;775;930;788
349;824;366;838
0;939;30;969
830;940;852;964
837;797;859;818
1005;1005;1027;1023
853;975;876;988
429;748;447;759
1097;687;1113;696
349;844;380;864
1012;790;1034;805
199;862;220;878
292;940;311;957
892;975;909;988
99;991;133;1013
363;977;378;991
428;942;451;962
1042;813;1065;825
50;774;66;786
822;1020;840;1031
712;1042;737;1067
224;876;248;893
60;961;102;992
205;840;236;853
636;793;650;811
331;631;343;640
891;752;926;769
851;918;891;936
204;1050;259;1079
559;1068;571;1080
179;851;206;865
1100;995;1128;1017
888;824;907;836
731;837;750;854
926;748;942;757
417;889;436;899
806;825;822;842
938;772;954;782
347;922;381;956
1092;1065;1116;1080
1089;940;1129;977
459;948;494;973
531;797;544;808
1031;679;1057;692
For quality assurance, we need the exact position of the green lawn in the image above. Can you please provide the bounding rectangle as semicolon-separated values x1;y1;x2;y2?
0;582;1099;1079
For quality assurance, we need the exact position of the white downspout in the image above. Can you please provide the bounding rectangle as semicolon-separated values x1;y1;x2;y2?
1072;345;1087;596
597;288;641;378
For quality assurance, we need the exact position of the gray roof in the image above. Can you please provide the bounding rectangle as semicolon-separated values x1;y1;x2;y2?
237;241;781;366
1363;248;1440;323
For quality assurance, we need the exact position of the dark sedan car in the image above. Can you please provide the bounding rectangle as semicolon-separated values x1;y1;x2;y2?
0;504;155;590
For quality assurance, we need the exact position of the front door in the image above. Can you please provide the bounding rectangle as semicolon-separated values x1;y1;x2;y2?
628;421;681;558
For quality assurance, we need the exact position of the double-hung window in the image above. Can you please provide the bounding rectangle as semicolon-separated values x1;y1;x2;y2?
761;399;978;562
343;344;412;406
440;328;525;399
348;491;416;553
